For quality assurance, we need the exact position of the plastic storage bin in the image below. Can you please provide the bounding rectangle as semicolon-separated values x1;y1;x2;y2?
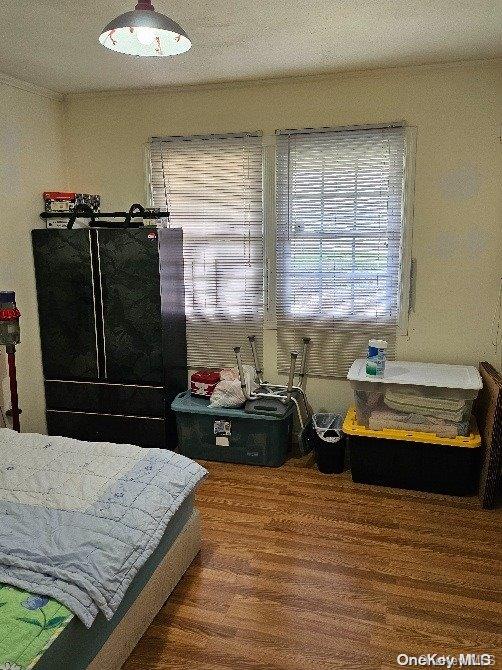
171;391;293;467
343;407;481;495
347;359;482;438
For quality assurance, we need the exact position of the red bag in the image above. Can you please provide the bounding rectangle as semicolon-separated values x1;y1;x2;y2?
190;369;221;397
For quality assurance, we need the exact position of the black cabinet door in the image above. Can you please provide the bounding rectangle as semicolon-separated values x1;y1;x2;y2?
32;230;99;380
97;228;163;384
159;228;188;445
45;381;164;417
46;410;165;448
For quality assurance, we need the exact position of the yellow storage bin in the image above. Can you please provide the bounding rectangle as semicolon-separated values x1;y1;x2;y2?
343;407;481;495
342;407;481;447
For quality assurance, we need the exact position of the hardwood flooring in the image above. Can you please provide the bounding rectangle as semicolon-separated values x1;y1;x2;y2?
123;460;502;670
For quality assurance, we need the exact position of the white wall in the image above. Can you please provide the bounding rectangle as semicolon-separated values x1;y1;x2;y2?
0;77;67;432
1;60;500;431
64;59;502;413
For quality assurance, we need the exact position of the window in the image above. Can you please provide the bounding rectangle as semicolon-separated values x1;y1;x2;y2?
275;125;408;377
149;133;264;368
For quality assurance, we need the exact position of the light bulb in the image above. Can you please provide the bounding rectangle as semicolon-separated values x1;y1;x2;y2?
135;27;156;45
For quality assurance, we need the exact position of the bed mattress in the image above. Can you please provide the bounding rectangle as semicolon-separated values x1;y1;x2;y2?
0;494;196;670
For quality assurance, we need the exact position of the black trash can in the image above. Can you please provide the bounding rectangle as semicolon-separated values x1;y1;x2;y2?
311;414;346;474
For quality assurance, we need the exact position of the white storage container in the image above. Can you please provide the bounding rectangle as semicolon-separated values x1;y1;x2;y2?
347;360;482;438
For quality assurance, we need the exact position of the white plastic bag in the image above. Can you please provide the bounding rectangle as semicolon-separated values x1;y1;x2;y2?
209;380;246;408
210;365;257;408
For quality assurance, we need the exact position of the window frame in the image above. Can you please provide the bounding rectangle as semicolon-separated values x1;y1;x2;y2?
265;123;415;336
145;122;416;347
146;132;265;368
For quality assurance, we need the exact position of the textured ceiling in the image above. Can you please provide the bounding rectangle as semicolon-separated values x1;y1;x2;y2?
0;0;500;93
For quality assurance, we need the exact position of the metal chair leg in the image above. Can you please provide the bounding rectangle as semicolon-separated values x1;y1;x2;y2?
286;351;298;403
298;337;311;391
248;335;264;385
233;346;252;401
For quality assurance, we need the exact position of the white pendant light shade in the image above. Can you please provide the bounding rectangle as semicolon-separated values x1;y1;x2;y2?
99;1;191;57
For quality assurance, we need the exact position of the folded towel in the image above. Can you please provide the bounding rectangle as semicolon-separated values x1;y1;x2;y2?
385;390;466;412
368;409;459;438
384;391;466;422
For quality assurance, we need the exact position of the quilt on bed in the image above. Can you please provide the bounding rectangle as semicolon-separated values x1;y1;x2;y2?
0;428;207;628
0;584;73;670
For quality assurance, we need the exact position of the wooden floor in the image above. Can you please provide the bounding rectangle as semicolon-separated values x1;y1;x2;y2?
124;460;502;670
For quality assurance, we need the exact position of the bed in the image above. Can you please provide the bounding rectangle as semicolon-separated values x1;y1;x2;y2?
0;428;206;670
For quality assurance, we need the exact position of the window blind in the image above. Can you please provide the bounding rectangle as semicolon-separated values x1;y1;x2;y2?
149;133;264;368
276;125;407;378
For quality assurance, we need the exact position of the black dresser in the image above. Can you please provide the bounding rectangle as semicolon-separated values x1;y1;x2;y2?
32;227;187;448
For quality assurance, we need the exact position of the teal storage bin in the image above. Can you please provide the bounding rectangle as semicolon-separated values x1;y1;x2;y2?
171;391;293;466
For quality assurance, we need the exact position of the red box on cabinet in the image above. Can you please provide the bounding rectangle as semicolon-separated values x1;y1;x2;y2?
190;370;221;397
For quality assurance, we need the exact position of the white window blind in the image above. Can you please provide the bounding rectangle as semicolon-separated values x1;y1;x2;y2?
149;133;264;368
276;125;407;378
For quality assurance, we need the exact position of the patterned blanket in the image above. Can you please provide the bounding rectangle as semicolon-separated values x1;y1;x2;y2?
0;428;207;628
0;584;72;670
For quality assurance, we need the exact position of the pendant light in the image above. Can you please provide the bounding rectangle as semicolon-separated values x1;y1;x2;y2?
99;1;191;57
